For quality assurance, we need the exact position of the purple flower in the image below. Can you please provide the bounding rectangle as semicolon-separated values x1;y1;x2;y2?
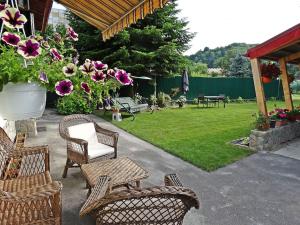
63;63;77;77
39;72;49;83
1;32;21;47
0;7;27;29
79;59;95;75
91;71;106;82
115;70;133;86
0;3;9;12
55;79;73;96
50;48;63;61
107;69;115;77
93;61;108;71
279;113;287;119
17;39;41;59
81;82;91;94
67;27;78;41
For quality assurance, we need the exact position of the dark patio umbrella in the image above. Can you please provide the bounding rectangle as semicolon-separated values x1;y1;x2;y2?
182;69;189;94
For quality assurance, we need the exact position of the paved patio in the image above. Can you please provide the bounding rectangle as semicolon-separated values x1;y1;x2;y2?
27;109;300;225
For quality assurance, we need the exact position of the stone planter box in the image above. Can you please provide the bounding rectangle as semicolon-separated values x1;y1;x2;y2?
249;121;300;151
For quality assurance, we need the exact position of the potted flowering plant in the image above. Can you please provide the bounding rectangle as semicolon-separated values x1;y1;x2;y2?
268;108;288;127
254;112;270;131
176;95;187;108
260;63;281;84
0;3;133;120
286;109;300;122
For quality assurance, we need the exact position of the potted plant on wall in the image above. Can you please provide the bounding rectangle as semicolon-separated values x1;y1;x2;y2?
269;108;289;127
255;112;270;131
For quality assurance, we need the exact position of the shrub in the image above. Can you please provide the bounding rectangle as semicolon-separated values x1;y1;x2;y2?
225;96;231;103
170;88;180;97
149;95;157;106
236;96;244;103
57;93;96;115
176;95;187;108
157;92;171;108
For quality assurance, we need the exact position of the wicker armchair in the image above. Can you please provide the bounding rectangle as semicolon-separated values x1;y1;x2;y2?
80;174;199;225
59;114;119;178
0;128;62;225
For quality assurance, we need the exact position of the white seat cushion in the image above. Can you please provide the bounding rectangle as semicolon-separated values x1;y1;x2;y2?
68;122;98;144
68;122;114;159
88;143;114;159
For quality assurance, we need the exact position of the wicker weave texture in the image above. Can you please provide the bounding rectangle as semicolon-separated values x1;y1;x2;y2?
81;157;149;189
80;174;199;225
0;128;63;225
59;114;119;178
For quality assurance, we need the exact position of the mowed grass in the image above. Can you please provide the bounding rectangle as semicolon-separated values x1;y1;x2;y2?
98;101;298;171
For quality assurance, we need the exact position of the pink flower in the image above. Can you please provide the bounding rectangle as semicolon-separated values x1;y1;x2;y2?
279;113;287;119
55;79;73;96
50;48;63;61
91;71;106;83
79;59;95;76
17;39;41;59
81;82;91;94
0;7;27;29
1;32;21;46
93;61;108;71
67;27;78;41
115;70;133;86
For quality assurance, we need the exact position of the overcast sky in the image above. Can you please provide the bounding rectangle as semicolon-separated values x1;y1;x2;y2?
53;0;300;55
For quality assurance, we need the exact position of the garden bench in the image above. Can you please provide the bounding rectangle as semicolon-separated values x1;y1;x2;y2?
115;97;148;120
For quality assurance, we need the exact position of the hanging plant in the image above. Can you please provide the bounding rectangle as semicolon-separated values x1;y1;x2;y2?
260;63;281;84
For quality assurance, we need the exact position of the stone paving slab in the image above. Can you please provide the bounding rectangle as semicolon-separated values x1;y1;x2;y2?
274;138;300;161
26;109;300;225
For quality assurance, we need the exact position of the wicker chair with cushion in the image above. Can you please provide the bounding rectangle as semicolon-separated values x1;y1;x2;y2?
80;174;199;225
59;114;119;178
0;127;63;225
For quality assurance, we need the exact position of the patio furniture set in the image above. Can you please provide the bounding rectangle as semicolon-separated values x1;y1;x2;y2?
198;94;226;108
0;114;199;225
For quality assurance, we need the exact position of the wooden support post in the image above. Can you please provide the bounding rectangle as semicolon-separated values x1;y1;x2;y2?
250;58;268;116
279;58;293;110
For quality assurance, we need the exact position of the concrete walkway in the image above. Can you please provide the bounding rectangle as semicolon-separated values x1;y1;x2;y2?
27;109;300;225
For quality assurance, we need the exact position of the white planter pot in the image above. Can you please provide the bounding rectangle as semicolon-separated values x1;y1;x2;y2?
0;82;47;120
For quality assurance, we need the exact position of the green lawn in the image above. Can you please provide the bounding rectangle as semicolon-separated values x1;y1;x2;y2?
98;101;298;171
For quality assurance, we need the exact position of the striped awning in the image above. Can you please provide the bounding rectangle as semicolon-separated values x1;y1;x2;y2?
56;0;169;41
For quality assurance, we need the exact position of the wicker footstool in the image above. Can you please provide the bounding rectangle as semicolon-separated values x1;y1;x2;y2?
81;157;149;194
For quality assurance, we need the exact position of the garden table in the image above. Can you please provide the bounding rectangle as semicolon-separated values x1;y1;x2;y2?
81;157;149;195
198;96;226;108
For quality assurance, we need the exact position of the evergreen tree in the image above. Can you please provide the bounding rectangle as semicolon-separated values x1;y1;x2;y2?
67;0;194;78
227;54;251;77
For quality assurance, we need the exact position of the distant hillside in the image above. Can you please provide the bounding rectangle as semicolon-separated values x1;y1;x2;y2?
189;43;256;68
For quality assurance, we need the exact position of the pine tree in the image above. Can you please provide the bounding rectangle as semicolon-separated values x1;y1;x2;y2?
67;0;194;77
228;54;251;77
